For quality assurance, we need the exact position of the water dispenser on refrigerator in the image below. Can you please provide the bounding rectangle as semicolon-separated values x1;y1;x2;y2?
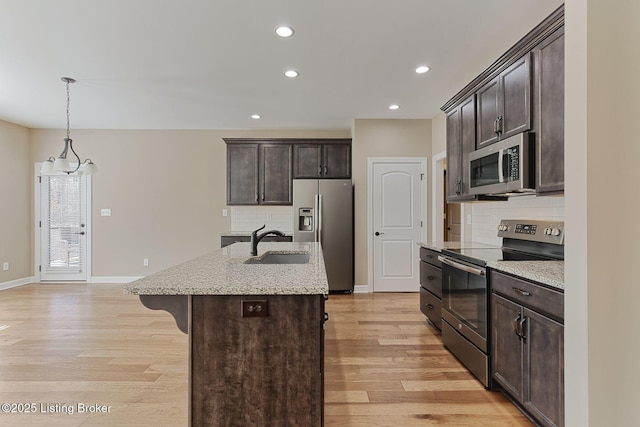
298;208;314;232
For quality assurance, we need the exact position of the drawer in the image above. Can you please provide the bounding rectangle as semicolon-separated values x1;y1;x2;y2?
420;247;441;268
419;261;442;298
491;270;564;322
420;287;442;331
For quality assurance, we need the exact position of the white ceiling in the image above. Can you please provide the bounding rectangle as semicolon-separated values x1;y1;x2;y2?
0;0;563;130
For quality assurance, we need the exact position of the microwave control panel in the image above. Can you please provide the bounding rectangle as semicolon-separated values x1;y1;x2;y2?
497;219;564;244
507;147;519;180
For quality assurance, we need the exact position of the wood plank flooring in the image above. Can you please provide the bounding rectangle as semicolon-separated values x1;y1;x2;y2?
0;284;531;426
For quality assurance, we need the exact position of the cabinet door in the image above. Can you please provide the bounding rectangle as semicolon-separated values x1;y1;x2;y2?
523;308;564;427
476;76;500;148
500;53;532;139
227;144;259;205
446;107;462;200
293;144;322;178
459;95;476;196
323;144;351;178
491;294;524;400
261;144;292;205
535;28;565;194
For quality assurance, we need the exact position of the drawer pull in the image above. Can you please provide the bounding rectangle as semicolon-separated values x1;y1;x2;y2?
513;287;531;296
427;276;436;281
427;304;434;310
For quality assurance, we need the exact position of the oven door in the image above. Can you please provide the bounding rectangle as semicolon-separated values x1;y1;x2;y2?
439;255;488;352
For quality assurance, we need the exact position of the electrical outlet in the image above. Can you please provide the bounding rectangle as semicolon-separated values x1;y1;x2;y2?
2;262;8;271
101;208;112;217
242;300;269;318
143;258;149;267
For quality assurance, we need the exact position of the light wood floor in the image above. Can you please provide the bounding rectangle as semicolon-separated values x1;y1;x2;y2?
0;284;531;426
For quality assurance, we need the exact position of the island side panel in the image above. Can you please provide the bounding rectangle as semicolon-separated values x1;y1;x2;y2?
190;294;324;427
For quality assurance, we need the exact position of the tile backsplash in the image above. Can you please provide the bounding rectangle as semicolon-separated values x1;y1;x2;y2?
471;195;564;245
231;206;294;233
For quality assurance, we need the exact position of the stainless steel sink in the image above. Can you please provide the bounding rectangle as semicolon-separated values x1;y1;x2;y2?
244;252;310;265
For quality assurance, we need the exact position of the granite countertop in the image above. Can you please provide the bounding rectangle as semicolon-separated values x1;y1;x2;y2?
418;241;500;252
124;242;328;296
488;260;564;291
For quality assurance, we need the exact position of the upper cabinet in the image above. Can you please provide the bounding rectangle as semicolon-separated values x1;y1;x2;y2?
293;141;351;179
225;139;352;206
226;142;292;205
477;54;532;149
446;95;476;201
534;28;565;194
441;5;564;200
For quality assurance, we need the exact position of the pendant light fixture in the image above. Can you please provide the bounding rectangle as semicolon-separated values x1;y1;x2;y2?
40;77;97;175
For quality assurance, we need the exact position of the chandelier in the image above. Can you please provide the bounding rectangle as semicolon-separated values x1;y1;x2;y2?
41;77;97;175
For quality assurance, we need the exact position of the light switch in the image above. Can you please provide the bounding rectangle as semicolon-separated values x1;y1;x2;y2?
101;209;112;217
222;209;228;217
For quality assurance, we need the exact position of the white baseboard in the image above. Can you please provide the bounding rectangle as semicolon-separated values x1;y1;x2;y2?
0;276;35;291
90;276;143;284
354;284;371;293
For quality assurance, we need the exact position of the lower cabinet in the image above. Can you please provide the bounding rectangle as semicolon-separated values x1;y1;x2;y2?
491;271;564;427
419;248;442;331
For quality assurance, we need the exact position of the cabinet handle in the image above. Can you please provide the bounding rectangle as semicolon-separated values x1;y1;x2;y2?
427;304;434;310
262;192;265;201
520;317;527;342
427;276;436;281
318;166;322;176
256;192;259;202
493;119;498;134
497;115;503;134
514;314;522;337
324;166;328;175
512;287;531;296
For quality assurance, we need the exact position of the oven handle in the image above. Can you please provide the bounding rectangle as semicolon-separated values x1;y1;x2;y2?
438;256;486;276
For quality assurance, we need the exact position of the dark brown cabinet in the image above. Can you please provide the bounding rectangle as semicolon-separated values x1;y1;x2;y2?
446;95;476;201
419;247;442;331
191;294;325;426
491;271;564;427
226;142;292;205
535;28;565;194
293;142;351;178
477;53;532;149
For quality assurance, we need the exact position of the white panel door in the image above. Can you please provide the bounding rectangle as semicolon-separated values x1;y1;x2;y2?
39;173;90;281
372;161;424;292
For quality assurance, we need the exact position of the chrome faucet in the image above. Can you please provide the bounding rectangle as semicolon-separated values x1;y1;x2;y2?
250;224;285;256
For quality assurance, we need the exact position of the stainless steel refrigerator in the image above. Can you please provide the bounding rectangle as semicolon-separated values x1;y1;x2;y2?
293;179;353;293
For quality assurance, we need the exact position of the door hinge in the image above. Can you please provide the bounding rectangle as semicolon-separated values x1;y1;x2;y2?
39;265;41;272
39;221;41;228
38;176;41;183
421;221;423;227
420;173;424;181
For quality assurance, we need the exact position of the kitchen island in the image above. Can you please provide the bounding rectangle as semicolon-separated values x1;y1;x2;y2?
124;242;328;427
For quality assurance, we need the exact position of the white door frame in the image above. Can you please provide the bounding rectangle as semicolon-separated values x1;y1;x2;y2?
34;162;92;283
366;157;427;293
431;150;470;243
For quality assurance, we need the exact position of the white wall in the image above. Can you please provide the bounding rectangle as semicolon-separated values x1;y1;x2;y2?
565;0;640;425
470;195;564;245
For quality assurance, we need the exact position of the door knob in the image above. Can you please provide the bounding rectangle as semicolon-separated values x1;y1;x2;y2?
375;231;384;236
77;231;85;235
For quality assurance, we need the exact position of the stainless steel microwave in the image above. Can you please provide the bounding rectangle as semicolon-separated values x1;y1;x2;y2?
468;132;535;196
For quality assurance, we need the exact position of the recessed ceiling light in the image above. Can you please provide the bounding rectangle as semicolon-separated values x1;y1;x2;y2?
284;70;299;78
251;114;261;119
416;65;430;74
275;26;294;38
389;104;400;110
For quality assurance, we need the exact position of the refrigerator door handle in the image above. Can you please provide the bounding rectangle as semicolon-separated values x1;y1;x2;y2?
314;194;320;242
318;193;323;244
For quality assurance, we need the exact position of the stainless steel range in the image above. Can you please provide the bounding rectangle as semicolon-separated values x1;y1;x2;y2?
438;219;564;387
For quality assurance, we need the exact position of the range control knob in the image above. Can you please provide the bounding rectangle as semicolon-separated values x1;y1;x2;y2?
551;228;561;236
498;224;508;231
544;228;552;235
